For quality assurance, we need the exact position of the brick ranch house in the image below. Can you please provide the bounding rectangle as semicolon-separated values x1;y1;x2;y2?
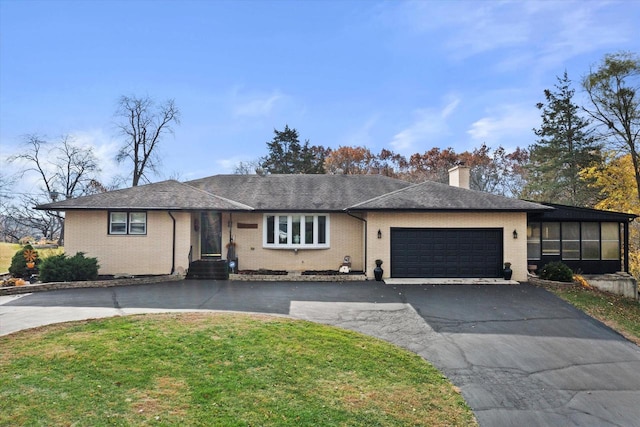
37;166;636;282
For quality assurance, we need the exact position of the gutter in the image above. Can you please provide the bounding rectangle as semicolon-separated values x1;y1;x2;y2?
167;212;176;275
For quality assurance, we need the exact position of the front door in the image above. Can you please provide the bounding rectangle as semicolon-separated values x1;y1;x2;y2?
201;212;222;258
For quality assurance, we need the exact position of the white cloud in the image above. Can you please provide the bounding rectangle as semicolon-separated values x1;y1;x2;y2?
70;129;128;187
231;90;287;118
467;104;539;146
535;4;632;68
392;0;636;70
390;96;460;153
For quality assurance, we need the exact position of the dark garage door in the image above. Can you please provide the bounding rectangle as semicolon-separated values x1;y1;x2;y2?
391;228;503;278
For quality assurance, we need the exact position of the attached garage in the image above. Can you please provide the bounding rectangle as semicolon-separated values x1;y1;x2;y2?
390;228;504;278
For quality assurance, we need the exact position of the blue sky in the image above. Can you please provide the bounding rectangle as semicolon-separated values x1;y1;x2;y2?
1;0;639;190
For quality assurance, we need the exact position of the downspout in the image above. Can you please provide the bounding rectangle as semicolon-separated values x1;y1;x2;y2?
168;212;176;275
624;219;631;273
345;210;367;274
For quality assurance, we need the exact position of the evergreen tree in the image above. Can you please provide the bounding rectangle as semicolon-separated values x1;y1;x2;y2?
525;72;603;206
260;125;325;174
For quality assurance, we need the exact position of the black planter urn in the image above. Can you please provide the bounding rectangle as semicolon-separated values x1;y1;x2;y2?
503;263;513;280
374;259;384;281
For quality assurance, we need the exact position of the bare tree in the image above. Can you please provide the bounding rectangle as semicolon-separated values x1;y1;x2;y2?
0;172;24;242
7;134;101;243
115;95;181;186
9;135;100;200
234;159;262;175
5;196;61;242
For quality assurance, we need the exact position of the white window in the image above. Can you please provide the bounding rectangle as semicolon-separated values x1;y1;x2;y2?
264;214;329;248
109;212;128;234
109;212;147;235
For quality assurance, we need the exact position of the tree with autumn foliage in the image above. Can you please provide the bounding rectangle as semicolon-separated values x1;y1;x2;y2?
459;144;530;197
374;149;408;177
399;145;528;197
324;146;376;174
583;52;640;203
581;153;640;278
324;146;407;176
403;147;458;183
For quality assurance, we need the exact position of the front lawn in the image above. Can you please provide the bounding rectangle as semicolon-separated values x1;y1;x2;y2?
0;242;20;273
0;313;476;426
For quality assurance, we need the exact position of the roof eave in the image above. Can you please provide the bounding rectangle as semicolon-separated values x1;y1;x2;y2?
346;207;553;213
35;205;254;212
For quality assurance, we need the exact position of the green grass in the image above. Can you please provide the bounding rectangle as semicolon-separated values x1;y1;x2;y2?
545;284;640;345
0;242;20;273
0;313;476;426
0;242;63;273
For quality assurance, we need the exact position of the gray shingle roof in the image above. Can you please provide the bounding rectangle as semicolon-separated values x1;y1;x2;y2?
36;174;551;213
185;174;411;211
349;180;552;212
36;180;253;211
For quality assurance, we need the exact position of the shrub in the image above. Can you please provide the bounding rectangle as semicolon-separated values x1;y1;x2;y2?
39;252;99;283
8;245;39;278
539;261;574;283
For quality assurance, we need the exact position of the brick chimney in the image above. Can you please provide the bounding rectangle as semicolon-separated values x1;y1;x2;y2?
448;165;470;189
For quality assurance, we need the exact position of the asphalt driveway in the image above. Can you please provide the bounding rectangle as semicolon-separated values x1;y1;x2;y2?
1;280;639;427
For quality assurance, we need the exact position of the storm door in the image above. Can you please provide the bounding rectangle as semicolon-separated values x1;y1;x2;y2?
201;212;222;258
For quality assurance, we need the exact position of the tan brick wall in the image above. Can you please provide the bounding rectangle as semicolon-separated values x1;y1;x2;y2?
64;210;191;275
66;209;527;280
226;212;364;272
366;212;528;281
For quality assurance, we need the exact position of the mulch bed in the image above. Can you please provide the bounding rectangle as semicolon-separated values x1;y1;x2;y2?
238;270;288;276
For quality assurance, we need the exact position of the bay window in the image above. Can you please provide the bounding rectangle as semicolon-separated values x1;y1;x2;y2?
264;214;329;248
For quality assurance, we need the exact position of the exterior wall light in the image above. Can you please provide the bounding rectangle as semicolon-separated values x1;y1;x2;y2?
513;229;518;239
377;229;382;239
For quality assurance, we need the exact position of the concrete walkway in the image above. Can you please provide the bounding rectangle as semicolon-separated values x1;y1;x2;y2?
1;280;639;427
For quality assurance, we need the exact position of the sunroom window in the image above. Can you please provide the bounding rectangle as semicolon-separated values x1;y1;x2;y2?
264;214;329;248
601;223;620;260
528;221;621;262
527;223;541;260
581;222;600;260
109;212;147;235
541;222;560;256
561;223;580;260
